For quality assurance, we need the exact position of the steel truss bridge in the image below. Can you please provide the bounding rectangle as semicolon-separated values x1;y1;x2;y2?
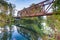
16;0;54;18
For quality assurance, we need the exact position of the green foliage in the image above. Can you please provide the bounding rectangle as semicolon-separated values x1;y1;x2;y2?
53;0;60;13
0;0;15;27
49;0;60;30
18;16;44;40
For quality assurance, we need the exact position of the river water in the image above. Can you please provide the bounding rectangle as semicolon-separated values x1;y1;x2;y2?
0;25;28;40
0;25;42;40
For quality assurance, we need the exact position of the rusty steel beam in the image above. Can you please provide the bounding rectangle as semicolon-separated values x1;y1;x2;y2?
19;12;53;18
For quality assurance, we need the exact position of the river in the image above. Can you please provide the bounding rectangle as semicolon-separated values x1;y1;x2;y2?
0;25;28;40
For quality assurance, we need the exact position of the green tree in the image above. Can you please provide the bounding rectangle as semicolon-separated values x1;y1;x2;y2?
0;0;15;27
46;0;60;40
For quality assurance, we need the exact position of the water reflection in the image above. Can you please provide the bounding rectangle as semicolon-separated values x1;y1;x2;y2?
11;25;28;40
0;25;28;40
11;30;27;40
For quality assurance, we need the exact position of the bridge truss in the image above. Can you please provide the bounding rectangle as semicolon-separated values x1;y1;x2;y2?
17;0;54;18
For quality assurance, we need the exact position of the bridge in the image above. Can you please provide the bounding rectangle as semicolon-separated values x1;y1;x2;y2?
16;0;54;18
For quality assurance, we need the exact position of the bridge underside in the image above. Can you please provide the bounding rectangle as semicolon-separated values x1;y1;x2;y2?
20;13;53;18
